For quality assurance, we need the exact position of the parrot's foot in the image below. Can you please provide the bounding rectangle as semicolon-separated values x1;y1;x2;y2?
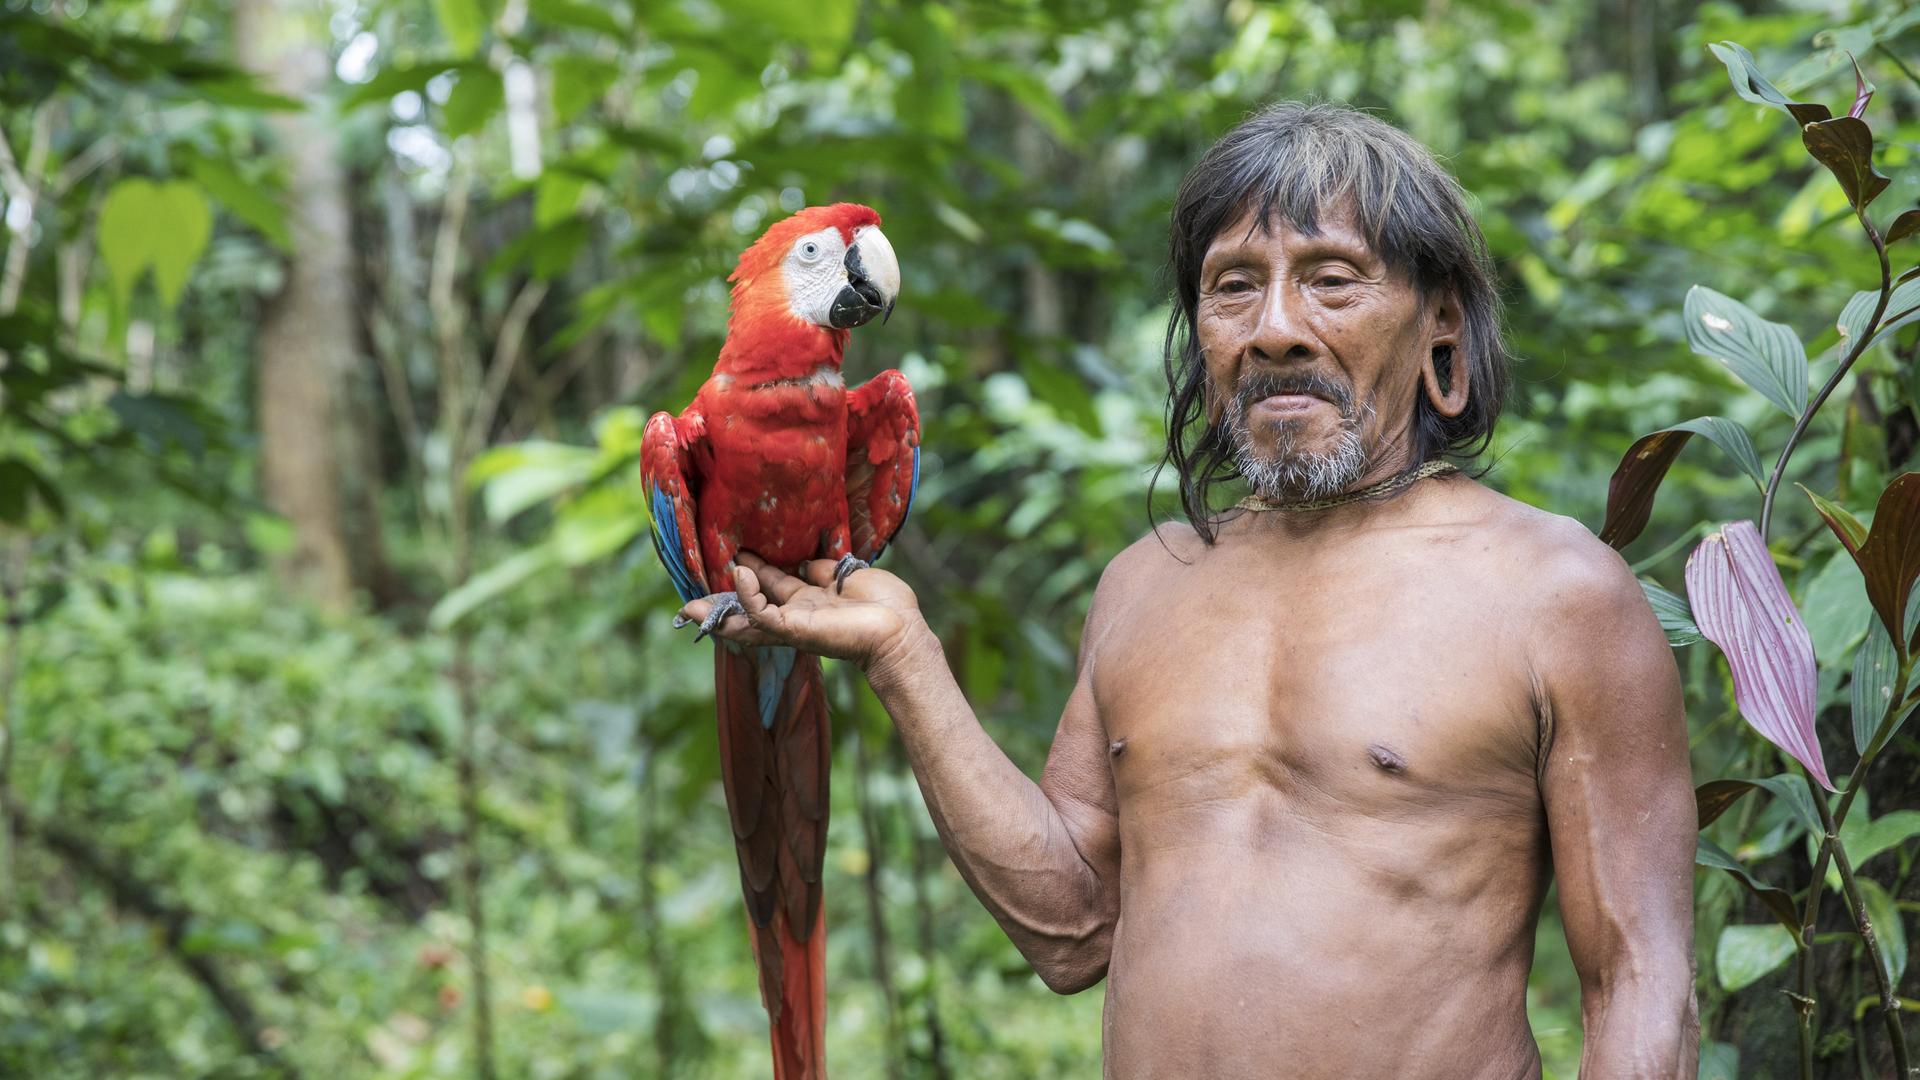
832;554;869;594
672;591;743;642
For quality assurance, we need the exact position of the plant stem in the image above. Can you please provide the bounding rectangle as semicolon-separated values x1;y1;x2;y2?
1760;212;1893;541
1815;790;1913;1076
1798;653;1915;1077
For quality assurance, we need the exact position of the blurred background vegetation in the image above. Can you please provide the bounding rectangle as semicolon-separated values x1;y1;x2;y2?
2;0;1919;1076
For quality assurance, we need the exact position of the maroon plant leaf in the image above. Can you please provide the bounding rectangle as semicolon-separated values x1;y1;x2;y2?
1686;521;1835;790
1803;116;1891;211
1850;473;1920;648
1849;52;1874;120
1599;429;1691;549
1889;210;1920;245
1598;419;1761;549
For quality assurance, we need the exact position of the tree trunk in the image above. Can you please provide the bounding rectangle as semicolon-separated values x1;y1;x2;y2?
233;0;388;611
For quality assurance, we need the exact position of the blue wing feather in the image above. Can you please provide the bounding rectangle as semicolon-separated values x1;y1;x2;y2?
647;482;705;604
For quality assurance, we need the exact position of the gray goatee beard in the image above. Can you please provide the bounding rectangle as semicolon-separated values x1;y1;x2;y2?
1223;379;1376;502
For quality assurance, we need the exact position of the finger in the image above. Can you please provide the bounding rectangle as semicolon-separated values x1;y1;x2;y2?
676;599;709;627
756;562;813;605
802;559;839;588
734;565;774;620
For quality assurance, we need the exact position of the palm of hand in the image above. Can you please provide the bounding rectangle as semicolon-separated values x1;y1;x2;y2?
679;552;920;668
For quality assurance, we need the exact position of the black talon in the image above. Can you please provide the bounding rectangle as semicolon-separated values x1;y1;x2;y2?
679;591;742;642
832;554;869;594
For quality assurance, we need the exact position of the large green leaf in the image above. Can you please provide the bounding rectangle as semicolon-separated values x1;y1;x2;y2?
1716;923;1798;991
1683;285;1808;418
98;178;212;309
1802;549;1872;663
442;68;503;137
473;441;600;524
432;0;486;54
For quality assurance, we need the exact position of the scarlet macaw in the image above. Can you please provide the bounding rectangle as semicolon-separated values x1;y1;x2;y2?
641;203;918;1079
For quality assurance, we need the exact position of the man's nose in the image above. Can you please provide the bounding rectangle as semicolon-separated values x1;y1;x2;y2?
1247;285;1316;364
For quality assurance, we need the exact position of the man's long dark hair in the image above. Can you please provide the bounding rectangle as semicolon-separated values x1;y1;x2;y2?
1157;102;1510;543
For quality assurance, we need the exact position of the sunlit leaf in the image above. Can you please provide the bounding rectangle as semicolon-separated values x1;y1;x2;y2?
98;178;212;309
1715;923;1798;991
1683;286;1807;417
1686;522;1834;790
442;68;503;137
432;0;486;56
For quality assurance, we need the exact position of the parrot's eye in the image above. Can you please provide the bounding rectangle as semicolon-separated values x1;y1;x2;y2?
799;241;823;262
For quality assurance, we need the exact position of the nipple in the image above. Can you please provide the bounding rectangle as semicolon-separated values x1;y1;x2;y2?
1367;742;1408;774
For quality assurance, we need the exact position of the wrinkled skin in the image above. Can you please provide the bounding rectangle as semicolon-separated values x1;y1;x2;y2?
683;210;1699;1079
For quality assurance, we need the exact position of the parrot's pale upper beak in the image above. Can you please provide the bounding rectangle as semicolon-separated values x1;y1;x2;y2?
830;226;900;330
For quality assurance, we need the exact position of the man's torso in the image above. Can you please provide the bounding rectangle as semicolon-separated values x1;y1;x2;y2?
1087;477;1592;1079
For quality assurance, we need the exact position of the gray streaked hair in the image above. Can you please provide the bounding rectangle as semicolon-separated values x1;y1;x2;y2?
1154;101;1509;543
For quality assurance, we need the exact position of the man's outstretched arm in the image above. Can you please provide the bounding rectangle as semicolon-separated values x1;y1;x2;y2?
1534;541;1700;1079
681;552;1123;992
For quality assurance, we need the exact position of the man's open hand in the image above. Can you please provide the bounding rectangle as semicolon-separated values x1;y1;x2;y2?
677;551;924;670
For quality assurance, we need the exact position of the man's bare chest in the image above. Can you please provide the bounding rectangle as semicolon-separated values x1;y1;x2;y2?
1089;568;1546;829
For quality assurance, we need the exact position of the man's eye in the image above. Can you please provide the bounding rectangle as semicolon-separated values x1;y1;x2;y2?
1217;279;1253;294
1316;275;1352;288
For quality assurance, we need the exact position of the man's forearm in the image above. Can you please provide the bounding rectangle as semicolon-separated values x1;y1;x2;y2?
865;619;1115;989
1578;970;1700;1079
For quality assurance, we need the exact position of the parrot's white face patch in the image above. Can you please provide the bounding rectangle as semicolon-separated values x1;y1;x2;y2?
783;227;850;327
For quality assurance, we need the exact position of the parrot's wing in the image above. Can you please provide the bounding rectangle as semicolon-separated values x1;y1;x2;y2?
844;369;920;564
642;410;710;603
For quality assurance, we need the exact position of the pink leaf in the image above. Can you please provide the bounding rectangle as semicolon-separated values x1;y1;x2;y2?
1686;521;1835;790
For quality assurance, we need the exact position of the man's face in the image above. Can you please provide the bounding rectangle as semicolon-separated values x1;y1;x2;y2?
1195;204;1455;500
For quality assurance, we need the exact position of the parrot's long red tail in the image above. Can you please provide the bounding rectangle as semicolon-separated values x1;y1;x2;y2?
715;643;830;1079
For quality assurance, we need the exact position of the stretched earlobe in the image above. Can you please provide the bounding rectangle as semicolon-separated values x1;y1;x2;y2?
1421;344;1470;419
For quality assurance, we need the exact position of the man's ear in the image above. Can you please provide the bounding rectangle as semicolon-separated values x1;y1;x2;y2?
1420;294;1469;419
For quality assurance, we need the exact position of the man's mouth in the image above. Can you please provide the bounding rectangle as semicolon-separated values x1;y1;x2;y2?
1253;392;1329;414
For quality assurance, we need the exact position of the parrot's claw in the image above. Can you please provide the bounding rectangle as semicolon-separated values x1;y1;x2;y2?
673;591;743;642
832;554;869;594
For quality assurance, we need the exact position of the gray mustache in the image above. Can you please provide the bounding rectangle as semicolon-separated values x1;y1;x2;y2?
1231;371;1355;417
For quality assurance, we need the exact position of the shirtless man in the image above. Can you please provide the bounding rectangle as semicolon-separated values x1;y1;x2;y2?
681;102;1699;1078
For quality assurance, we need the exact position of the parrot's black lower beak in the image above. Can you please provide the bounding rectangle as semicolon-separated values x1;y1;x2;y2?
829;244;893;329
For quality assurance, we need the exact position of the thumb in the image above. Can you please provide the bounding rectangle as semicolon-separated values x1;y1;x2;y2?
734;565;781;629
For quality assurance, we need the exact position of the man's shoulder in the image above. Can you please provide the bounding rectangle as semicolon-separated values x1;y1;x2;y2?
1453;482;1652;630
